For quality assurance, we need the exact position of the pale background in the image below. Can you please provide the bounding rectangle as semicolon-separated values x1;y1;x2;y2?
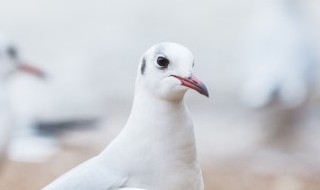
0;0;320;189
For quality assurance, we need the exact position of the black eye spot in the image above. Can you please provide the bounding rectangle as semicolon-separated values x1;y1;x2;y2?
7;46;18;58
141;57;146;75
156;56;169;69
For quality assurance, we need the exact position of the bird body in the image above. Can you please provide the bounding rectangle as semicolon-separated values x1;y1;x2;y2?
44;42;208;190
44;98;203;190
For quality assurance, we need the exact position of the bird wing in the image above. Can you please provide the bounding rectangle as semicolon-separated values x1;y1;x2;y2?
43;156;127;190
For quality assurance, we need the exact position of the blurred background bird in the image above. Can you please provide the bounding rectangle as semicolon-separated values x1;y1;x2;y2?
240;0;318;109
239;0;319;150
0;36;100;163
0;33;45;165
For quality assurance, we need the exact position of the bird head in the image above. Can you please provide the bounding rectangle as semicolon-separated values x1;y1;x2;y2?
0;35;45;80
137;42;209;101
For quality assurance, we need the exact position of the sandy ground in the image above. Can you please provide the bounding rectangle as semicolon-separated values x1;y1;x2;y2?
1;154;320;190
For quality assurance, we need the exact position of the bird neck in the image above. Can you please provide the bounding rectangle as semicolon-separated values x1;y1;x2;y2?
129;89;192;131
121;89;197;162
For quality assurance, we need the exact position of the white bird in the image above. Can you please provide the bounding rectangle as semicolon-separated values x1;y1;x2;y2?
240;0;317;109
0;34;44;164
238;0;318;148
43;42;209;190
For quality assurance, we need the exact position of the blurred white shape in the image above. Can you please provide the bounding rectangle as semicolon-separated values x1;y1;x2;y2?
0;34;58;163
8;129;58;163
7;51;108;123
239;0;317;108
7;116;59;163
6;55;103;162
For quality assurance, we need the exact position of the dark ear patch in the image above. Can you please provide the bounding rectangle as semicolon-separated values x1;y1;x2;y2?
141;57;146;75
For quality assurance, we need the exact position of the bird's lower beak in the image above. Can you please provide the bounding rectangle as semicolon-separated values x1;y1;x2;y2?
17;63;46;79
172;74;209;97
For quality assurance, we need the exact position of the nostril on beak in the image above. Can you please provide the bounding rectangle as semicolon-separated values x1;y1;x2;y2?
187;73;193;80
187;75;198;84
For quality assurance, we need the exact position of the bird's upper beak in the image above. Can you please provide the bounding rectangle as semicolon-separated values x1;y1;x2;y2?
16;63;46;79
172;74;209;97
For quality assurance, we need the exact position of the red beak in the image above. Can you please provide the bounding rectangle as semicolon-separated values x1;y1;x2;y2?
17;64;46;79
172;74;209;97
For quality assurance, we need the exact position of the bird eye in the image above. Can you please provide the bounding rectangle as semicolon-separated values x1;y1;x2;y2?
156;56;169;69
7;46;18;58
